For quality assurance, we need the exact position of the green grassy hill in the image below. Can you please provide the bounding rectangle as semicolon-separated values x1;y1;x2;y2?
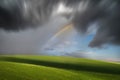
0;55;120;80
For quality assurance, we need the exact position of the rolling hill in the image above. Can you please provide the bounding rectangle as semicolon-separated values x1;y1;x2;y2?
0;55;120;80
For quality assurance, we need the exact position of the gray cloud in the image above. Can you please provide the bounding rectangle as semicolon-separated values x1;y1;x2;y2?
0;0;61;30
0;0;120;54
0;0;83;31
72;0;120;47
0;16;68;54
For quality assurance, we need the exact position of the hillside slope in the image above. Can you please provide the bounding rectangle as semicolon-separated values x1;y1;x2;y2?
0;55;120;80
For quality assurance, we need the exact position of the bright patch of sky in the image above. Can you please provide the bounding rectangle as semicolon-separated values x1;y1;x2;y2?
42;23;120;60
39;2;120;60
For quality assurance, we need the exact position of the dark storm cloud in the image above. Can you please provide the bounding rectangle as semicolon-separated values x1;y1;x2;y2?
0;0;82;31
0;0;60;30
0;0;79;30
72;0;120;47
0;0;120;48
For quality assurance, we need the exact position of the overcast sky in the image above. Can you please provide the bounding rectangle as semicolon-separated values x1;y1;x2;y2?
0;0;120;61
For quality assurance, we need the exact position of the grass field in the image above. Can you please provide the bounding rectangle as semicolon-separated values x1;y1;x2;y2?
0;55;120;80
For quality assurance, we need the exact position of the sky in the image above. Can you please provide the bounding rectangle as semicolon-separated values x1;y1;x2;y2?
0;0;120;61
41;23;120;61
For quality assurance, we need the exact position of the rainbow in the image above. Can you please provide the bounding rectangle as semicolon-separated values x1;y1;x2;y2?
42;23;74;49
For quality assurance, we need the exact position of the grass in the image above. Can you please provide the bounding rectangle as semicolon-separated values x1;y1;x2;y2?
0;55;120;80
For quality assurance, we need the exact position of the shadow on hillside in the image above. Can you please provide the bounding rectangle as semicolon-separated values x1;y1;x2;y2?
0;57;120;75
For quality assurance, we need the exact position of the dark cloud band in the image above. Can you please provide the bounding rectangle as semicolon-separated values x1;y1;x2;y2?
72;0;120;47
0;0;120;48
